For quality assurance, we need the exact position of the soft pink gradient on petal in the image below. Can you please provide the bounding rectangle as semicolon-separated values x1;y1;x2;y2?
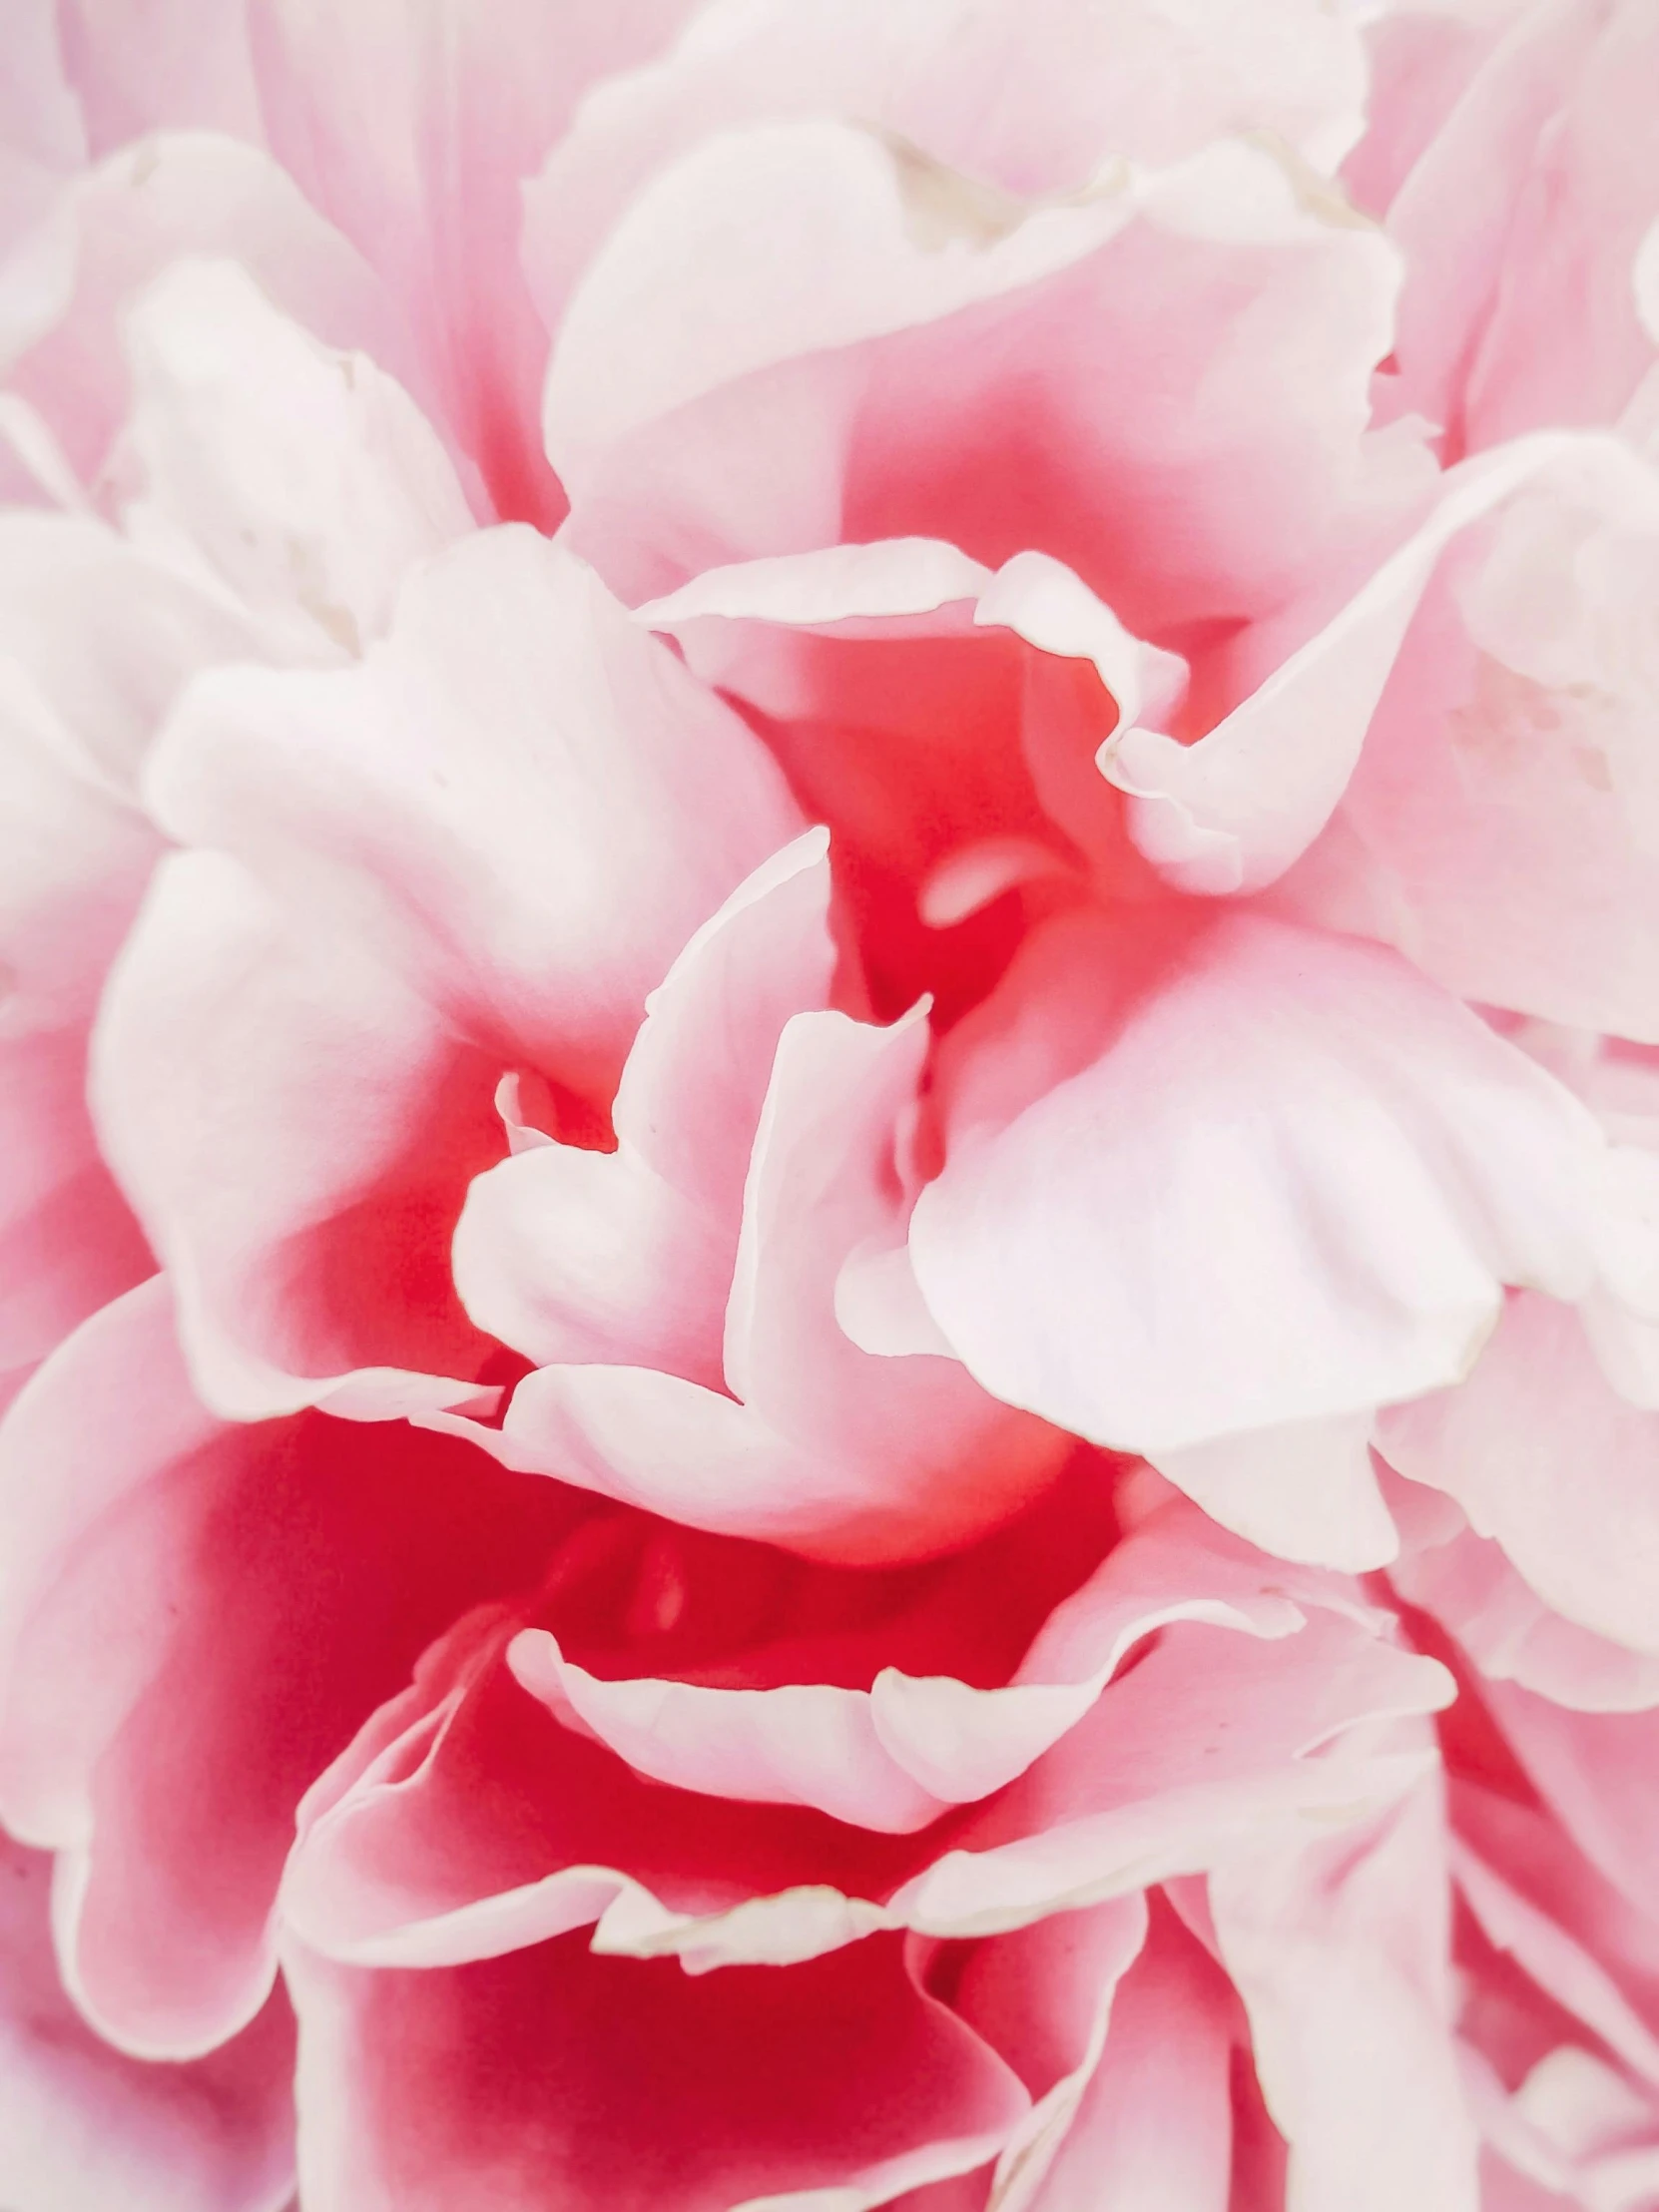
0;1280;578;2053
287;1928;1027;2212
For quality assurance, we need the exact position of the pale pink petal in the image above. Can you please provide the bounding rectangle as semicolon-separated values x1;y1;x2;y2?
0;514;262;1376
0;1026;153;1382
143;529;802;1091
1006;1902;1236;2212
910;909;1601;1467
452;829;834;1381
544;119;1133;510
550;127;1420;631
117;256;476;658
98;532;800;1412
1452;1790;1659;2095
524;0;1369;353
90;852;500;1418
1146;1412;1399;1573
1371;0;1614;449
1342;4;1517;223
1383;1471;1659;1713
0;1829;295;2212
248;0;703;527
285;1927;1026;2212
1481;1684;1659;1927
56;0;264;154
948;1894;1159;2212
501;1497;1311;1833
1103;430;1594;896
6;133;421;489
1275;439;1659;1041
0;391;87;509
1380;1295;1659;1658
486;1001;1066;1562
507;1630;947;1834
1210;1778;1481;2212
865;1499;1318;1806
1458;3;1659;448
0;0;84;267
0;1279;577;2055
889;1615;1451;1938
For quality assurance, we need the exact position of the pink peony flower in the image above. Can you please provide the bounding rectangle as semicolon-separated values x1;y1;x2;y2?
2;1;1659;2206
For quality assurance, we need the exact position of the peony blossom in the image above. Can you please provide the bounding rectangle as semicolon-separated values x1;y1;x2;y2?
2;1;1659;2206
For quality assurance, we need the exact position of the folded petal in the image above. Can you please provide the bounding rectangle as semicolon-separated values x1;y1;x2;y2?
524;0;1369;356
1481;1684;1659;1929
1103;430;1593;896
453;828;834;1382
888;1614;1451;1939
502;1496;1310;1833
484;1000;1066;1561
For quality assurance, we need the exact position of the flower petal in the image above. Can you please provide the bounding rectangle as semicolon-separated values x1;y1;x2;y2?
911;909;1602;1459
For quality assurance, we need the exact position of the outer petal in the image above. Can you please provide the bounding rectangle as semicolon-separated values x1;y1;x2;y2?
944;1893;1155;2212
1369;0;1616;449
1457;1;1659;448
1380;1294;1659;1658
0;1279;578;2053
285;1928;1027;2212
0;0;84;266
910;909;1602;1471
0;1829;295;2212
